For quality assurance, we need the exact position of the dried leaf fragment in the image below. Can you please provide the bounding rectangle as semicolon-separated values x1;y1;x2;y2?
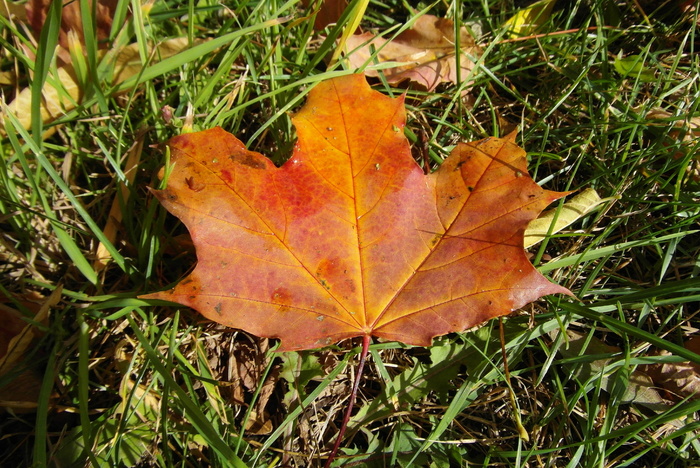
0;286;62;412
524;188;607;247
25;0;119;65
645;108;700;181
503;0;558;38
647;336;700;400
551;328;667;409
344;15;480;91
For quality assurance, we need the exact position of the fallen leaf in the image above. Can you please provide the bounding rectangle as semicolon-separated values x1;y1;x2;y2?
646;336;700;401
302;0;349;31
614;54;657;82
645;108;700;181
106;37;195;86
680;0;700;24
0;0;193;138
551;328;667;410
142;74;571;351
344;15;480;91
0;38;193;137
25;0;118;65
503;0;558;38
107;377;161;465
523;187;608;248
0;286;61;412
228;338;270;404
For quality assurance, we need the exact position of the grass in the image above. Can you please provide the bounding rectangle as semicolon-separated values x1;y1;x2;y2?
1;0;699;466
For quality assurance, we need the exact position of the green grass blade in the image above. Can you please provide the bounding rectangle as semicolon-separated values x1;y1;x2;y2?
110;16;291;95
560;301;700;363
126;314;248;467
3;111;125;276
30;0;62;144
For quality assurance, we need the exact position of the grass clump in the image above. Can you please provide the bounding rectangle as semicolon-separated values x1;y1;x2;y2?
1;0;699;466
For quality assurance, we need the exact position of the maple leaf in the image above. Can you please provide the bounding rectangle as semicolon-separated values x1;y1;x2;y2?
344;15;481;91
142;74;571;352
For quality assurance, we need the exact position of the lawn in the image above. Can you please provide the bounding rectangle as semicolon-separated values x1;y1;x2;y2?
1;0;699;466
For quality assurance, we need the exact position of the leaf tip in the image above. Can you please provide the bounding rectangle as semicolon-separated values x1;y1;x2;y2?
504;129;519;142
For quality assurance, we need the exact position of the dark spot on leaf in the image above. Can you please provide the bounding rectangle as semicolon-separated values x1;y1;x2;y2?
467;186;474;192
214;303;223;315
344;279;356;293
185;176;206;192
230;150;266;169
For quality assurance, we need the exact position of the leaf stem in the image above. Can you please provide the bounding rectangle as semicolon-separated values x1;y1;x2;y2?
324;334;371;467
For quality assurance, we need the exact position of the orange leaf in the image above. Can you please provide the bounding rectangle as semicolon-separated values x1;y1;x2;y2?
142;74;571;351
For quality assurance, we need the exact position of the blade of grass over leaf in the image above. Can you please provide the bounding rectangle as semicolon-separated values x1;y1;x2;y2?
29;0;62;143
329;0;369;65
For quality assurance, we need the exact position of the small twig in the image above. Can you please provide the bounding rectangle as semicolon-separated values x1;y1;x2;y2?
324;334;371;468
